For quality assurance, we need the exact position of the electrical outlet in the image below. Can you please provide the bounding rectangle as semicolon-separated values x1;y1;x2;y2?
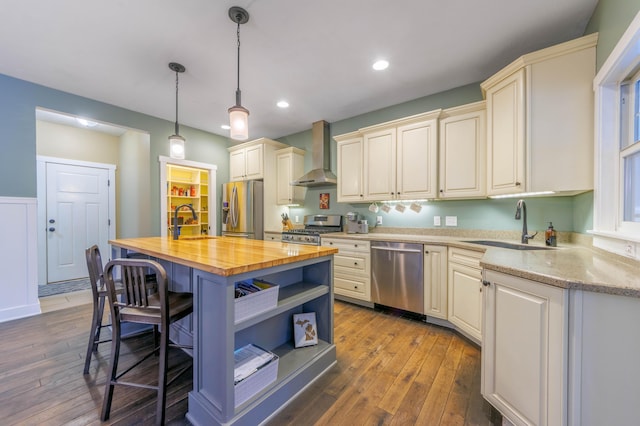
295;216;299;223
376;215;383;226
433;216;441;226
625;242;636;257
445;216;457;226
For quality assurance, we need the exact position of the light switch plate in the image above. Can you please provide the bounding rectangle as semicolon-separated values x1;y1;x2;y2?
445;216;457;226
433;216;441;226
376;215;383;225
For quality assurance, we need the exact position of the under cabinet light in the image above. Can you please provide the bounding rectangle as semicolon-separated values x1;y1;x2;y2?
489;191;555;199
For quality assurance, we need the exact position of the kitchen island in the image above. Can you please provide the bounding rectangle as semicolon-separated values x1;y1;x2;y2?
109;236;338;426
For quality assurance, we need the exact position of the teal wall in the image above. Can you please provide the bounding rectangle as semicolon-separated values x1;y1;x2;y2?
3;0;639;236
0;73;230;234
586;0;640;70
280;0;640;235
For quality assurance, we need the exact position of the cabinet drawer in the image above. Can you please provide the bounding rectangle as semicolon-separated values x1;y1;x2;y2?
335;274;368;299
448;247;483;268
322;238;370;253
334;253;369;274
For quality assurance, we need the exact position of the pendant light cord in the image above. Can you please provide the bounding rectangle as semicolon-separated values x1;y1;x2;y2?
236;20;242;102
174;70;180;135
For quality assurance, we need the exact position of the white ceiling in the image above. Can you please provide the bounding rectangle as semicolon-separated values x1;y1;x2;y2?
3;0;598;139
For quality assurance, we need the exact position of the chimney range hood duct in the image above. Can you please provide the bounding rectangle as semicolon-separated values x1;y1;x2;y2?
291;120;337;187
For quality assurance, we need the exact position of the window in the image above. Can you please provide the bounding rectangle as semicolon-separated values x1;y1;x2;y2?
593;12;640;257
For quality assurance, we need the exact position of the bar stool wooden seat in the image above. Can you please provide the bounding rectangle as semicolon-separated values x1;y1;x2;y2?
100;258;193;425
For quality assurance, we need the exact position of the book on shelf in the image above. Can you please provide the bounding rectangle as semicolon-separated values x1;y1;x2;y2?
234;344;276;384
234;278;276;299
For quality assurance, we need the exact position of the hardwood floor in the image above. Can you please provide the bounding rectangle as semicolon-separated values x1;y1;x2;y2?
266;302;500;426
0;297;499;425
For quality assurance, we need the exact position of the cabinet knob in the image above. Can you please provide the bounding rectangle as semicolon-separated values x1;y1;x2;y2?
354;244;358;248
515;182;521;186
425;250;429;254
354;262;358;266
482;280;491;286
354;285;358;289
48;227;55;232
439;189;443;193
329;242;333;245
360;194;363;197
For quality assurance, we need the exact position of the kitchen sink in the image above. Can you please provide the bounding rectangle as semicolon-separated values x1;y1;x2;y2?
464;240;554;250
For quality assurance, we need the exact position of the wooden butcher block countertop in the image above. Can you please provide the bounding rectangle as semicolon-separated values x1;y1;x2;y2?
109;236;338;277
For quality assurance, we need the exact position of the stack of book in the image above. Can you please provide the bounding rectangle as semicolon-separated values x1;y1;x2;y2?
233;344;279;406
234;278;279;323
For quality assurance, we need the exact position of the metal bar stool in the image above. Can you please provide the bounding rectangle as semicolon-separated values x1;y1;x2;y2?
83;246;157;374
100;258;193;425
83;245;124;374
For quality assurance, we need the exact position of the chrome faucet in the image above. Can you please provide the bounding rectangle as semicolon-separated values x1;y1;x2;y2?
515;199;537;244
173;204;198;240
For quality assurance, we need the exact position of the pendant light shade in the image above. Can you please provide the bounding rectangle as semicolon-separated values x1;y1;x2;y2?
228;6;250;141
168;62;186;159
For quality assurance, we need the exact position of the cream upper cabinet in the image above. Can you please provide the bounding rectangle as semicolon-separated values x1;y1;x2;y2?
439;101;487;199
228;138;289;234
482;270;567;426
397;117;439;199
424;245;448;319
358;110;441;202
334;132;364;203
229;141;268;181
363;126;396;200
275;147;305;205
482;33;597;196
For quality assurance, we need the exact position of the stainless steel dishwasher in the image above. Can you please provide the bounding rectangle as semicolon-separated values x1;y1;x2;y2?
371;241;424;314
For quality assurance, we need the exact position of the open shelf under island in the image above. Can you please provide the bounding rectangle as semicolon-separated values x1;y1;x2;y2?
109;236;338;426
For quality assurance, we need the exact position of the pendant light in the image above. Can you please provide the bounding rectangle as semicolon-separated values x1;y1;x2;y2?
228;6;250;141
168;62;186;159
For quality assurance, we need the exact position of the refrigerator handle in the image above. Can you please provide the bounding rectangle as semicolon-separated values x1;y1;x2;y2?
230;185;239;228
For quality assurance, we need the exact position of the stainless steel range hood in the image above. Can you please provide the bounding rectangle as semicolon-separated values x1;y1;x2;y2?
291;120;337;187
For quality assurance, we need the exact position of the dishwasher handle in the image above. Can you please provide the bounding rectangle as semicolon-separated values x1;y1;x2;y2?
371;246;423;254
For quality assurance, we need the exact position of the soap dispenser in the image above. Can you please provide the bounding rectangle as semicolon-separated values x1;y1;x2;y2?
545;222;557;247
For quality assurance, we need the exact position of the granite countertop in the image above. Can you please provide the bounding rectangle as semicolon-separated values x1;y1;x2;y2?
320;229;640;297
109;236;338;277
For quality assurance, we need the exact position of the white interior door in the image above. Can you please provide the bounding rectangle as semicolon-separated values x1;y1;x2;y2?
46;162;110;282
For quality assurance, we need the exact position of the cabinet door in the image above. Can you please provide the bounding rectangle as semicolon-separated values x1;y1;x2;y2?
229;149;247;181
276;150;305;205
276;152;293;205
482;270;566;426
364;128;396;201
424;245;447;319
439;109;486;198
244;144;264;180
447;261;482;342
397;119;438;199
336;137;364;202
486;69;525;195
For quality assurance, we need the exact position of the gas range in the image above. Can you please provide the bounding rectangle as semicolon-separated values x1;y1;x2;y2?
281;214;343;245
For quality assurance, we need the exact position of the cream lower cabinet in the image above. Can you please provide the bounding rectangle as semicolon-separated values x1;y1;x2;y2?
482;269;567;426
424;245;448;319
321;238;371;302
447;247;483;342
263;231;282;241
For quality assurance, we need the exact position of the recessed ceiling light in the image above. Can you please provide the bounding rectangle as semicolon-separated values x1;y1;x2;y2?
221;124;231;130
372;59;389;71
277;100;289;108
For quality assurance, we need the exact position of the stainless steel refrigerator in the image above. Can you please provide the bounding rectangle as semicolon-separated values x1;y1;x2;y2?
221;180;264;239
